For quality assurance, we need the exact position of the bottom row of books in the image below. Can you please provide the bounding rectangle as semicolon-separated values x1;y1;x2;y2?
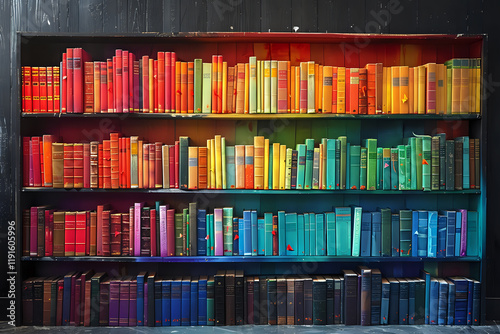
22;268;480;327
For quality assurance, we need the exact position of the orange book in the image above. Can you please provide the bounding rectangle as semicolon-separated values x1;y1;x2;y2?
170;52;176;112
244;62;249;113
42;135;55;187
236;63;245;114
277;61;288;113
212;55;218;113
110;133;120;189
126;137;131;188
73;143;84;188
235;145;245;189
365;64;376;114
295;65;300;113
222;62;227;113
118;137;124;188
39;67;47;113
227;66;235;113
188;146;198;189
143;143;149;189
63;143;74;188
436;63;446;114
175;61;182;113
138;140;143;189
287;61;291;113
46;66;54;113
198;146;207;189
390;66;400;114
149;58;154;113
332;67;338;113
206;139;211;189
299;62;308;113
149;143;155;188
253;136;265;189
233;66;238;113
358;68;368;114
399;66;409;114
417;65;426;114
409;67;415;114
103;140;112;188
322;66;332;113
218;55;223;113
375;63;383;113
141;56;149;112
181;61;188;113
337;67;345;113
93;62;100;113
157;52;165;113
245;145;254;189
349;68;359;114
290;66;296;113
83;63;93;113
413;66;419;114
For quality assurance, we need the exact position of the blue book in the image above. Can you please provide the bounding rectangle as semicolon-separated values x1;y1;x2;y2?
345;143;350;189
429;278;439;325
197;209;207;256
399;278;409;324
243;210;251;256
304;139;315;189
371;269;382;325
376;147;383;190
137;272;146;326
467;278;473;325
285;213;298;255
438;279;448;325
441;210;455;257
297;214;305;255
268;145;273;189
437;215;447;258
360;212;371;256
233;218;240;255
472;280;481;326
258;218;265;255
264;213;273;256
427;211;438;258
391;213;400;257
335;207;351;256
296;144;306;189
62;271;76;326
181;277;190;326
251;210;258;256
408;279;416;325
417;211;428;257
382;148;391;190
351;207;362;256
449;277;467;325
190;279;198;326
390;148;398;190
409;137;417;189
316;213;326;256
198;276;207;325
461;136;470;189
411;211;419;257
371;212;381;257
238;218;244;256
420;270;431;325
170;277;181;326
388;278;399;325
325;212;336;256
162;279;171;326
455;211;462;257
445;279;455;325
155;280;163;326
326;139;336;189
226;146;236;189
335;139;341;189
380;278;390;325
304;213;310;256
278;211;286;256
309;213;316;256
467;211;479;257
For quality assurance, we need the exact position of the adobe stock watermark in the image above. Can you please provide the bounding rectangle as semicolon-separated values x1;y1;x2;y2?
6;220;16;326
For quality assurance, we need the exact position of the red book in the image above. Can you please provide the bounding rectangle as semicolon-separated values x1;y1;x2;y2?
102;210;111;256
115;50;123;113
32;67;40;113
39;67;47;112
96;205;105;255
149;143;155;188
103;140;111;189
64;212;76;256
277;61;288;113
272;215;278;255
98;143;104;188
100;62;107;112
158;52;165;113
142;56;149;112
44;210;54;256
29;140;34;186
23;137;30;186
188;62;194;113
349;68;359;114
122;213;130;256
84;62;94;113
133;60;139;112
93;62;100;113
110;213;122;256
85;211;91;256
89;211;97;256
198;146;207;189
107;58;114;112
53;66;60;113
129;53;135;112
143;143;149;188
66;48;74;112
73;48;91;113
150;209;157;256
122;50;129;113
138;141;143;188
73;143;84;188
217;55;223;113
154;59;158;112
21;66;25;112
171;52;176;113
83;143;90;188
126;137;131;188
119;137;124;188
31;136;41;187
167;208;175;256
75;211;87;256
358;68;368;114
24;66;32;112
39;140;44;187
165;52;172;112
47;66;54;113
155;142;162;188
245;145;254;189
110;133;120;189
169;145;175;188
174;140;180;188
29;207;37;256
61;54;67;113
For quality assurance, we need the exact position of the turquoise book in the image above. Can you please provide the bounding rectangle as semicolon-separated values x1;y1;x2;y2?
363;138;377;190
466;211;478;257
390;148;399;190
304;139;315;190
338;136;347;189
427;211;438;258
278;211;286;256
251;210;258;256
460;136;470;189
380;208;392;257
326;139;336;190
325;212;336;256
264;213;273;256
376;147;383;190
268;144;274;190
345;143;350;190
285;213;298;255
309;213;316;256
304;213;310;256
226;146;236;189
208;214;214;256
258;218;265;255
335;207;351;256
350;145;361;190
297;214;305;255
296;144;306;190
383;148;391;190
409;137;417;190
223;207;234;255
371;211;382;256
351;206;362;256
405;145;411;190
415;137;423;190
360;147;367;190
421;135;432;191
194;59;203;113
335;139;341;189
411;211;419;257
421;270;431;324
315;213;326;256
397;145;406;190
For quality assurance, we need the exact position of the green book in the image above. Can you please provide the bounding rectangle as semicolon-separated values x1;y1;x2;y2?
415;137;423;190
249;56;257;113
350;145;361;190
175;213;184;256
405;144;411;190
436;133;446;190
431;136;440;190
179;136;190;190
397;145;406;190
183;208;189;255
207;276;215;325
409;137;417;190
360;147;367;190
399;209;413;257
376;147;383;190
421;135;432;191
202;62;212;113
383;148;391;190
189;202;197;256
208;214;214;256
304;139;315;190
380;208;392;257
194;59;202;113
222;137;227;189
335;207;351;256
390;148;399;190
223;207;233;255
338;136;347;190
351;207;362;256
363;138;377;190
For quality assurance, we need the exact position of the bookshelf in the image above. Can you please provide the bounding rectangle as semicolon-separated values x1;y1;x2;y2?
16;32;486;326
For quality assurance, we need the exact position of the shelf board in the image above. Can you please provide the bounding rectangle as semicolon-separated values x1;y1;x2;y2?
21;112;481;120
21;256;481;263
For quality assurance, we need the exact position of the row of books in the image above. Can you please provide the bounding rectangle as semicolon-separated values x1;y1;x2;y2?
21;48;481;115
23;133;480;191
22;269;480;327
24;203;479;259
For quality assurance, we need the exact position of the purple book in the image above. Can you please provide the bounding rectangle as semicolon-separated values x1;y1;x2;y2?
70;272;81;326
99;279;110;326
144;282;148;326
109;278;121;326
459;209;468;256
159;205;169;257
128;278;137;326
214;208;223;256
73;278;81;326
119;277;130;326
134;202;143;256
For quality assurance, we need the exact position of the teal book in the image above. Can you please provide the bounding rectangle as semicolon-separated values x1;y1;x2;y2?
391;213;400;257
325;212;336;256
223;207;233;255
226;146;236;189
399;210;413;257
397;145;406;190
376;147;383;190
335;139;341;189
421;270;431;324
304;139;315;190
390;148;398;190
278;211;286;256
363;138;377;190
421;135;432;191
264;213;273;256
466;211;478;257
304;213;310;256
460;136;470;189
268;145;273;190
409;137;417;190
285;213;298;255
345;143;350;190
351;207;362;256
405;145;411;190
326;139;336;190
258;218;265;255
427;211;438;258
309;213;316;256
251;210;258;256
296;144;306;190
194;59;202;113
436;133;446;190
360;147;367;190
338;136;347;189
380;208;392;257
315;213;326;256
335;207;351;256
350;145;361;190
297;214;305;255
382;148;391;190
415;137;423;190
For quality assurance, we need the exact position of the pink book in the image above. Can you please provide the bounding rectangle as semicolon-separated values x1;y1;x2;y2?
30;206;38;256
75;211;87;256
107;59;114;112
115;50;123;113
134;202;143;256
129;206;134;255
129;53;135;112
150;209;157;256
122;50;129;113
214;208;223;256
23;137;30;186
133;59;139;112
29;140;34;186
66;48;74;112
31;136;41;187
166;209;175;256
96;205;104;255
165;52;172;112
44;210;54;256
169;145;175;188
100;62;107;112
142;56;149;112
83;143;90;188
61;53;67;112
159;205;168;257
171;52;176;113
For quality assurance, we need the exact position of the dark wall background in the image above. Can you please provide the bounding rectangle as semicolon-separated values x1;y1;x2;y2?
1;0;499;321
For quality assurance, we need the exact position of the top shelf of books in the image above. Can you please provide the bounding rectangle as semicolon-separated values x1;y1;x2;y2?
20;32;485;117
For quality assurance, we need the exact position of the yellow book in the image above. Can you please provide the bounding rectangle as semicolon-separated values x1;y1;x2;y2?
285;148;293;190
409;67;414;114
249;56;257;114
417;65;426;114
307;61;315;113
475;58;481;113
210;138;216;189
272;143;280;189
469;59;474;114
261;60;266;113
215;135;222;189
245;62;249;113
391;66;400;114
206;139;211;189
337;67;346;114
222;62;227;113
399;66;409;114
149;58;154;113
436;64;446;114
264;138;270;189
254;136;265;189
460;59;470;114
257;60;262;113
270;60;278;113
316;64;322;113
382;67;388;113
322;66;333;113
279;144;287;189
413;66;418;113
264;60;271;113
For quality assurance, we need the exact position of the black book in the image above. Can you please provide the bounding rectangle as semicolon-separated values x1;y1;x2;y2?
90;272;107;327
214;270;225;326
189;202;197;256
388;277;399;325
32;277;45;326
340;276;345;324
454;138;463;190
358;266;372;326
445;140;455;190
267;277;277;325
50;277;59;326
313;276;327;325
303;277;313;325
325;275;334;325
253;277;260;324
147;272;156;327
259;276;268;325
399;278;409;324
276;277;287;325
179;136;190;190
207;276;215;324
140;207;151;256
154;278;162;327
22;278;34;325
225;270;235;325
286;277;295;325
343;269;358;325
235;270;244;325
245;277;253;324
294;278;304;325
408;278;416;325
333;275;342;324
370;268;382;325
